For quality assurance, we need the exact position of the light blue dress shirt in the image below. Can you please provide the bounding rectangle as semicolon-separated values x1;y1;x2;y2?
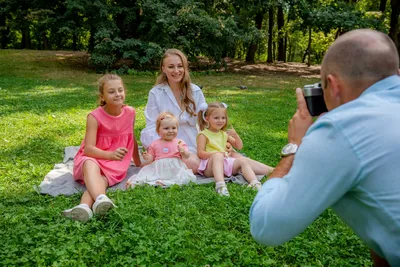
250;75;400;265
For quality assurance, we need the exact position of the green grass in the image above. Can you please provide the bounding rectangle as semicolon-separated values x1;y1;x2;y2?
0;50;372;266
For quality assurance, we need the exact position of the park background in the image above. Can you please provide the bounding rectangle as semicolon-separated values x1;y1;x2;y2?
0;0;396;266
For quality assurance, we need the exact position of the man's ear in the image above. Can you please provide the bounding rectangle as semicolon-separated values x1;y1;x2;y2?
326;74;341;98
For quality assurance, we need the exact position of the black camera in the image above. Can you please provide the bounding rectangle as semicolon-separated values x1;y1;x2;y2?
302;82;328;116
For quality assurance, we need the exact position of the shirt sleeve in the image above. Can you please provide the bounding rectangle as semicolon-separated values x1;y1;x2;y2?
193;85;206;113
249;118;361;246
140;89;160;148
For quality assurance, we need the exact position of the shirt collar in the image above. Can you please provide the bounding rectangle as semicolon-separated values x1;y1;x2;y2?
361;75;400;96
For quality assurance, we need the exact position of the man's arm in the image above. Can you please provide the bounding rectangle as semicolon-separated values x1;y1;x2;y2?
250;121;360;246
249;88;360;246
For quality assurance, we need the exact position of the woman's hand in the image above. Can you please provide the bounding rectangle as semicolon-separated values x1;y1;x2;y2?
109;147;128;161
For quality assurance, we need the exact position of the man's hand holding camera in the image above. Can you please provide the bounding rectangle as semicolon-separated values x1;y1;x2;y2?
288;88;314;145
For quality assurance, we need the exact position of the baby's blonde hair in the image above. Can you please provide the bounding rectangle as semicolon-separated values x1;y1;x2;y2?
97;74;127;106
197;102;228;131
156;112;179;135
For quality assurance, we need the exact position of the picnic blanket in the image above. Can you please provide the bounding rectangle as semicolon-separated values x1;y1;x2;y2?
37;146;263;197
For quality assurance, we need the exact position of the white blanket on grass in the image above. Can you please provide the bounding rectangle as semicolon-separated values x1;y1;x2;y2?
37;146;263;197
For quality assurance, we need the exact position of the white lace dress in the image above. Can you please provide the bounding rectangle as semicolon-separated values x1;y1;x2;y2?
127;138;196;187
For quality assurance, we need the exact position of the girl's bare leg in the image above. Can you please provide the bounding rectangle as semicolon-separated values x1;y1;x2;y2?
203;153;225;183
81;160;108;208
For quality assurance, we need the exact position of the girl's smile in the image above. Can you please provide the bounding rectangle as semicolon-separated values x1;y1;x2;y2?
101;80;126;107
206;108;227;132
158;119;178;141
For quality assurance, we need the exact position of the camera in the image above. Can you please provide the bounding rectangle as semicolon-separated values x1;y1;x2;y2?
302;82;328;116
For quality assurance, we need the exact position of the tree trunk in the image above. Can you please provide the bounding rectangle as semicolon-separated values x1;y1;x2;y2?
21;26;31;49
0;14;9;49
390;0;400;65
380;0;387;12
277;5;285;62
267;7;274;63
246;10;265;62
307;26;312;67
273;41;276;61
72;31;78;51
42;32;49;50
246;41;257;62
88;25;96;53
390;0;400;48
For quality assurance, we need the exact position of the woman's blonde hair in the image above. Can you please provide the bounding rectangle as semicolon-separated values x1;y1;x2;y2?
197;102;228;131
97;74;126;106
156;112;179;135
156;49;197;117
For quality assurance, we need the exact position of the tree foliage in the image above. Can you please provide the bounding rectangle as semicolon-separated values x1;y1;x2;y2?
0;0;393;70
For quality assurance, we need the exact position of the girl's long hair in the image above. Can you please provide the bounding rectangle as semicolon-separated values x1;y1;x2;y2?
156;49;197;117
97;74;126;106
197;102;228;131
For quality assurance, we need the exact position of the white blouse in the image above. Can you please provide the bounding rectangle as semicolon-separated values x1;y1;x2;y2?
140;83;206;153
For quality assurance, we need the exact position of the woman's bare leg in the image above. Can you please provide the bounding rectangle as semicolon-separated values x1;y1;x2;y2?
231;157;257;183
182;153;201;174
231;151;274;176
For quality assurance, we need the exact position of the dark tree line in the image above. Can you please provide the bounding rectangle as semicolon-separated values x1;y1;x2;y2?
0;0;396;70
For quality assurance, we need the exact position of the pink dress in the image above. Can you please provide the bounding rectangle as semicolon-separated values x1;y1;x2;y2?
73;106;135;186
127;138;196;187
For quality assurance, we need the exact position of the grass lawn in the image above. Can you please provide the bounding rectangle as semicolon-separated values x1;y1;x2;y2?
0;50;372;266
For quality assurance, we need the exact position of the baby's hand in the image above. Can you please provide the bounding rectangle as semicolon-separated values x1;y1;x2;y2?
142;151;151;162
177;141;185;154
110;147;128;161
178;141;190;159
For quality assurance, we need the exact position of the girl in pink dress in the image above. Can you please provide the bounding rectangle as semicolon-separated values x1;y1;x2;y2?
63;74;141;222
127;112;196;188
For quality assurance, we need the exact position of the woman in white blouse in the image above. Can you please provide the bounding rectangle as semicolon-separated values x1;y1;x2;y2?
141;48;273;176
140;49;206;173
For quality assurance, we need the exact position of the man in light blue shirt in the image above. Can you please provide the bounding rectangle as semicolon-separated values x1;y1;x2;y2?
250;29;400;266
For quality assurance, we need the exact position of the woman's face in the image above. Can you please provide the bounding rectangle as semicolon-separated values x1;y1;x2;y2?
162;55;184;85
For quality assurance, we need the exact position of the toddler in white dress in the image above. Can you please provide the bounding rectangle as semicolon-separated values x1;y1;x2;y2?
127;112;196;188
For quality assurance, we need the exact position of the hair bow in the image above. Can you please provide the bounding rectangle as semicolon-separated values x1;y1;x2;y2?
199;102;208;112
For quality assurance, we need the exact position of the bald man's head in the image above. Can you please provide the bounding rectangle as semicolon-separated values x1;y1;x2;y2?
321;29;398;92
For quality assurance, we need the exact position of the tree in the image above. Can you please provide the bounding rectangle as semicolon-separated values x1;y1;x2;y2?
246;9;266;62
389;0;400;56
380;0;387;12
277;4;285;61
267;6;274;63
